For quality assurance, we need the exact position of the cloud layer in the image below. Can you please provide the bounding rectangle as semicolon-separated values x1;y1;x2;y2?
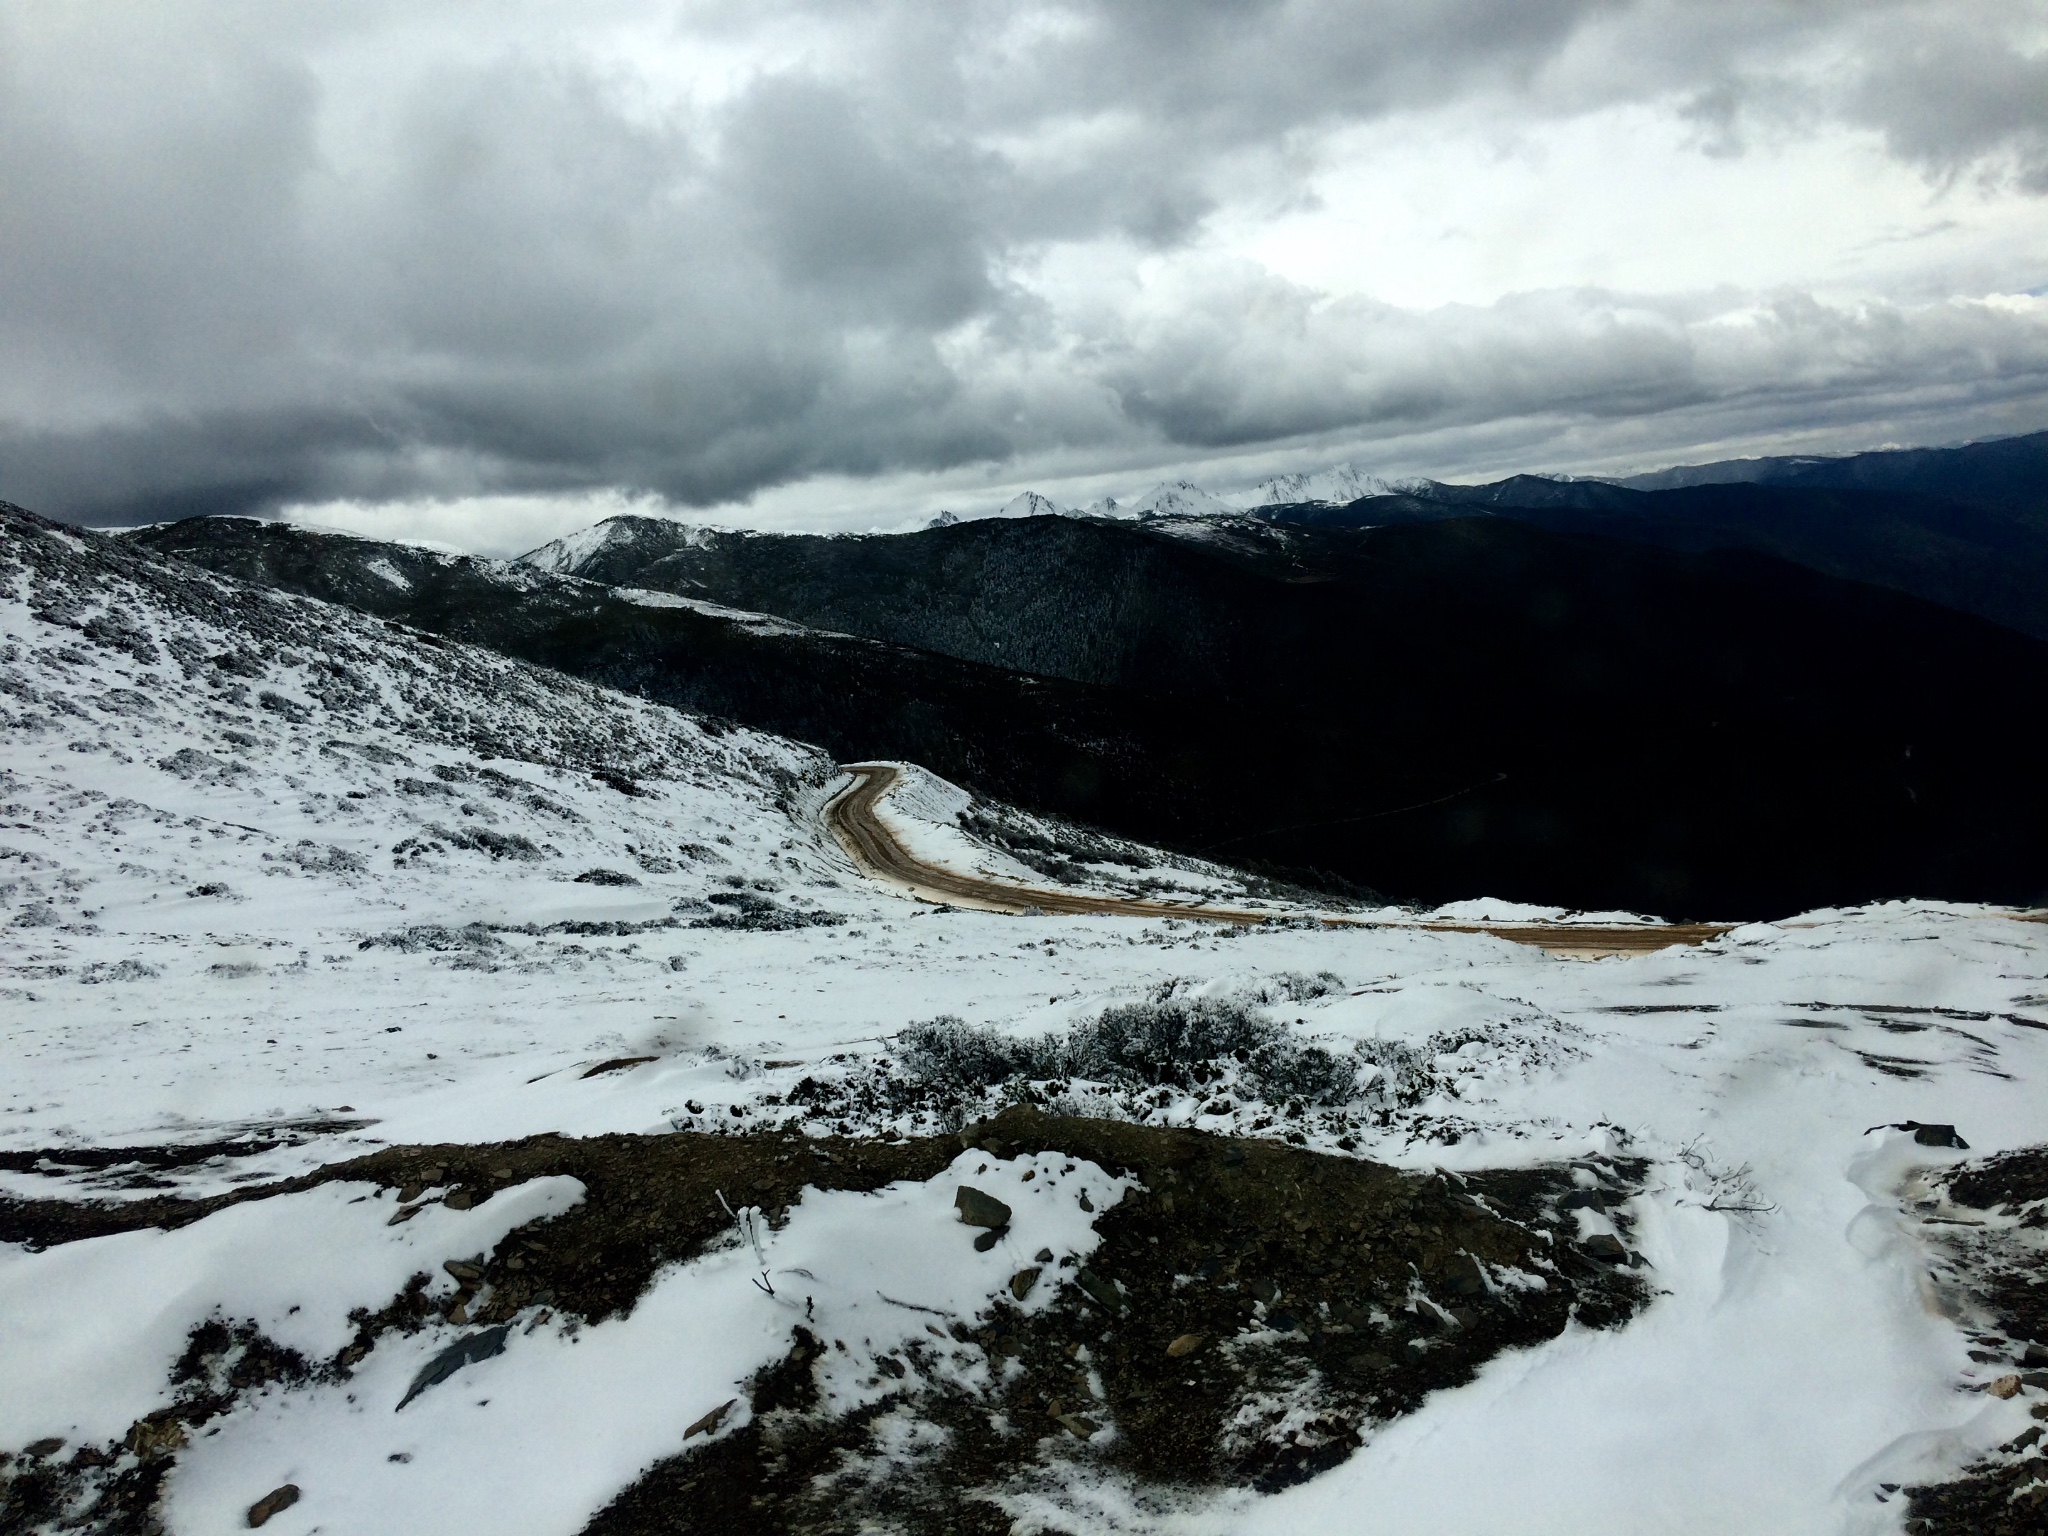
2;0;2046;532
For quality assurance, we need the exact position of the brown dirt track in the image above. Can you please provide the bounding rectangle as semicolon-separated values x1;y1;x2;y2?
824;762;1734;958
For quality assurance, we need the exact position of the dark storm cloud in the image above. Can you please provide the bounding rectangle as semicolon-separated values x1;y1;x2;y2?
1;0;2045;527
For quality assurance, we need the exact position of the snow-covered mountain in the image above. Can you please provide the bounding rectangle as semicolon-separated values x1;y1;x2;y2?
1248;464;1423;506
5;502;2048;1535
1123;479;1238;518
519;514;720;578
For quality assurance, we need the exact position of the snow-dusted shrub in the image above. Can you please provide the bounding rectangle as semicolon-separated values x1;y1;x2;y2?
1349;1038;1433;1109
281;841;368;875
1244;971;1344;1006
895;1017;1056;1089
79;959;162;983
896;992;1356;1106
358;922;503;956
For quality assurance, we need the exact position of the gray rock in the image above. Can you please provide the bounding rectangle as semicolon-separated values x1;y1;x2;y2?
1076;1268;1124;1312
1579;1233;1630;1265
973;1226;1007;1252
1054;1413;1100;1438
395;1325;510;1411
1011;1268;1041;1300
955;1186;1012;1229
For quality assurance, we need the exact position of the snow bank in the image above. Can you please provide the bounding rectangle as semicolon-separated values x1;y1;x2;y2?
0;1178;584;1448
159;1151;1127;1536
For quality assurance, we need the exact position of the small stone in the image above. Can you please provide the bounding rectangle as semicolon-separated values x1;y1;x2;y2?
446;1302;469;1325
443;1259;484;1281
1035;1248;1054;1263
1579;1234;1629;1265
247;1484;301;1528
1011;1268;1041;1300
1988;1374;2023;1399
1054;1413;1100;1439
1248;1277;1280;1305
1076;1269;1123;1312
24;1437;64;1458
1911;1124;1969;1149
396;1184;424;1204
684;1399;736;1438
491;1167;513;1180
1078;1191;1094;1212
1166;1332;1205;1358
974;1227;1007;1253
421;1166;445;1185
955;1186;1013;1229
128;1416;187;1458
443;1190;475;1211
1448;1259;1487;1297
387;1205;421;1226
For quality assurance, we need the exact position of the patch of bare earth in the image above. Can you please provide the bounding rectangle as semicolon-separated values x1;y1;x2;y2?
0;1110;1651;1535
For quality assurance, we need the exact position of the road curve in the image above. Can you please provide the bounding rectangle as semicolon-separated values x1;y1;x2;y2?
823;762;1734;957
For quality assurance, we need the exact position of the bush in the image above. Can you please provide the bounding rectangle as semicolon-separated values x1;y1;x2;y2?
896;991;1356;1107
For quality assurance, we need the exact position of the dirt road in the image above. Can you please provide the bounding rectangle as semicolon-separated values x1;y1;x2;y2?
823;762;1733;958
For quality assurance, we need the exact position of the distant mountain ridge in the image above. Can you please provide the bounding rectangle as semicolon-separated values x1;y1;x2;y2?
1613;429;2048;511
439;502;2048;915
107;423;2048;914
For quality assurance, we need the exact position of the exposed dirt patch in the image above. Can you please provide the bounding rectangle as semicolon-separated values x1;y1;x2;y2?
575;1106;1650;1535
0;1322;312;1536
1;1112;1649;1536
1903;1144;2048;1535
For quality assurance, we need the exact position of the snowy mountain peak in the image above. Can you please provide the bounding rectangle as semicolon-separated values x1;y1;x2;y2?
1249;464;1417;507
518;515;713;577
997;491;1071;520
1127;480;1237;519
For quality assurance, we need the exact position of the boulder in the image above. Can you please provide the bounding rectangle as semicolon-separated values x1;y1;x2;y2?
954;1186;1012;1229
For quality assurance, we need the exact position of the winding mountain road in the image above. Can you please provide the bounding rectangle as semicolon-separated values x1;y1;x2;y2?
823;762;1735;957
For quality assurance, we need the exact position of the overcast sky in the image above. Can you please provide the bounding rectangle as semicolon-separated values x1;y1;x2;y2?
5;0;2047;552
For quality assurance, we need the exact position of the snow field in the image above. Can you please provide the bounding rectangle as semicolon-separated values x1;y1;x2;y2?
148;1152;1127;1536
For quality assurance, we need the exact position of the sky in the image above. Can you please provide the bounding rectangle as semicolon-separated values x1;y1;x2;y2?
3;0;2048;554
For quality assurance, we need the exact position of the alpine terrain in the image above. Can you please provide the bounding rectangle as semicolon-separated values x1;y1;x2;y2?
5;493;2048;1536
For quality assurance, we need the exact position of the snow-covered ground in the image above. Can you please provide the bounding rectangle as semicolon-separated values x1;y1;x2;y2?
5;508;2047;1534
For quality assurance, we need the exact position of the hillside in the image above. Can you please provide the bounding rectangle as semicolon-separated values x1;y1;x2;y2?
496;508;2048;918
5;504;2048;1535
1286;476;2048;642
